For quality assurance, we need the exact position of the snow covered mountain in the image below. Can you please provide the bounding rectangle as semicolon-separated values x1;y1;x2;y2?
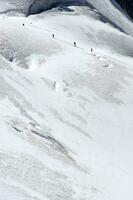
0;0;133;200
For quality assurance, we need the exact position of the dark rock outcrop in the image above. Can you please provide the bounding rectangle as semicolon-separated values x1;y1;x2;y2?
27;0;89;15
116;0;133;19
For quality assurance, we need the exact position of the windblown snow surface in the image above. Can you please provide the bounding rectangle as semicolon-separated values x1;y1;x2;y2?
0;0;133;199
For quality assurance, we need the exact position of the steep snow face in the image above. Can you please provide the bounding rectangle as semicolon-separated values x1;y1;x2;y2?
0;0;133;35
0;1;133;200
1;3;133;66
87;0;133;35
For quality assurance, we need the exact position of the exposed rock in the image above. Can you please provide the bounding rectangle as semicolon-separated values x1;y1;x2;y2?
116;0;133;19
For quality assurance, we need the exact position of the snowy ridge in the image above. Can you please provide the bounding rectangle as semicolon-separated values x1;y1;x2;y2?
0;1;133;200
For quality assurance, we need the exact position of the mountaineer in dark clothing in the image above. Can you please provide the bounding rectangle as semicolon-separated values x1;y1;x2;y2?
74;41;76;47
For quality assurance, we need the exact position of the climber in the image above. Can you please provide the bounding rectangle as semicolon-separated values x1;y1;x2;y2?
91;48;93;53
52;34;55;38
22;23;25;26
74;41;76;47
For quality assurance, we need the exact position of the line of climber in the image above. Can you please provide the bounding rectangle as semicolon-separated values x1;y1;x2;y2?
52;34;93;53
22;23;94;53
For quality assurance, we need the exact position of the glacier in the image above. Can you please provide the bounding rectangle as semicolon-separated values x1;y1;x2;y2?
0;0;133;200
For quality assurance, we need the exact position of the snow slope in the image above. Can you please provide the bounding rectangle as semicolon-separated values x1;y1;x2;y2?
0;1;133;200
